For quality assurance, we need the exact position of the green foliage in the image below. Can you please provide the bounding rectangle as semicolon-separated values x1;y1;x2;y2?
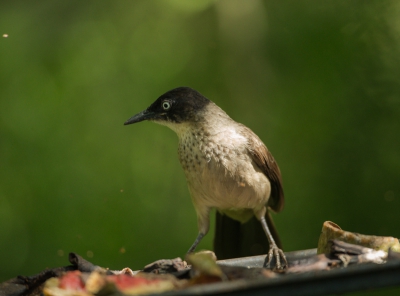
1;1;399;294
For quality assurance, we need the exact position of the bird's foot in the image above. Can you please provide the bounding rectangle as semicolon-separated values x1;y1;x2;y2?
263;246;288;271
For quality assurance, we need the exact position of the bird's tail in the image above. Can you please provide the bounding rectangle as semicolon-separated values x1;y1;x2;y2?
214;211;282;260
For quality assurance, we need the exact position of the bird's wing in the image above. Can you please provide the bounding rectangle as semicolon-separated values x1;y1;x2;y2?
240;125;284;212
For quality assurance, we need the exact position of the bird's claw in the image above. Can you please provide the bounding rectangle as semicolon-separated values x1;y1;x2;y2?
264;246;288;271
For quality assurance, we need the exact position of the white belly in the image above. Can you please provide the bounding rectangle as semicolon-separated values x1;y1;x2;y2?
178;131;271;224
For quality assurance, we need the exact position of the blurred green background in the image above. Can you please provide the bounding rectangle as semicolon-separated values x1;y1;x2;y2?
1;0;399;294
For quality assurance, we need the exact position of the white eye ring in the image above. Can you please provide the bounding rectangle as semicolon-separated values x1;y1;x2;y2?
162;101;171;110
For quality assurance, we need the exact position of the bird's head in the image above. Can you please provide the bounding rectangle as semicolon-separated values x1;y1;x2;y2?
124;87;211;128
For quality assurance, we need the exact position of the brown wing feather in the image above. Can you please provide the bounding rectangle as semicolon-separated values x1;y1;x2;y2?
240;125;284;212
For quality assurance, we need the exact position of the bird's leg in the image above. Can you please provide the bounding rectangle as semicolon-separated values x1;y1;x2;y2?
187;207;210;253
260;216;288;270
187;232;205;253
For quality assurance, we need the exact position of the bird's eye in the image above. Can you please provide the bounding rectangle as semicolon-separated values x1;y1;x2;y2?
162;101;171;110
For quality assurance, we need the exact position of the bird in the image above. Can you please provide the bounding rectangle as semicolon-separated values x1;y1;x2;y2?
124;87;287;270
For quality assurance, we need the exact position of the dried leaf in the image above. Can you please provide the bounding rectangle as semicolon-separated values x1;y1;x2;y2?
317;221;400;254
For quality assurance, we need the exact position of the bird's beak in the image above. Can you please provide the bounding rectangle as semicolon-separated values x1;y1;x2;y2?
124;109;155;125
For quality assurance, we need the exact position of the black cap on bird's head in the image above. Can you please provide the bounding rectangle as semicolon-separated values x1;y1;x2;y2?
124;87;211;126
